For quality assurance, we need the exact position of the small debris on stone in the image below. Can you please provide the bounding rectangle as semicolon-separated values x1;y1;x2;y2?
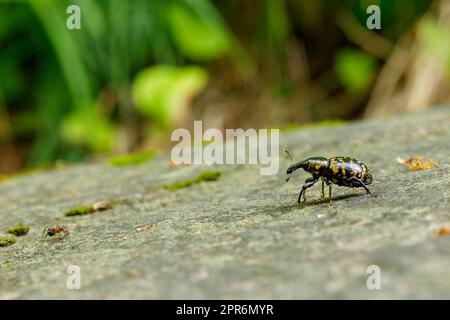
316;210;338;219
433;226;450;237
127;268;140;277
168;160;187;168
93;201;112;211
136;225;154;233
397;156;439;171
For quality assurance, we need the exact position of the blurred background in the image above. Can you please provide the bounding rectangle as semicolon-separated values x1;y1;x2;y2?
1;0;449;174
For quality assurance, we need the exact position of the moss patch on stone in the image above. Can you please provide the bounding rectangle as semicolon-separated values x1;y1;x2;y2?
0;162;65;184
162;170;221;191
64;200;122;217
197;171;221;182
64;205;96;217
1;261;14;269
0;236;16;247
108;151;155;167
7;223;30;236
280;120;343;132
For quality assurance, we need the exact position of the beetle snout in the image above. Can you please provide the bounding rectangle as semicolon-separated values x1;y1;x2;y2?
364;174;373;185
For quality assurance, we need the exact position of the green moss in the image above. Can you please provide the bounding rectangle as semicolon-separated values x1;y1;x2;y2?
163;179;194;191
64;200;121;217
197;171;221;182
0;236;16;247
108;151;155;167
64;205;96;217
1;262;14;269
279;123;303;131
311;120;344;127
0;162;66;184
109;198;127;206
162;170;221;191
7;223;30;236
17;162;65;177
280;120;344;132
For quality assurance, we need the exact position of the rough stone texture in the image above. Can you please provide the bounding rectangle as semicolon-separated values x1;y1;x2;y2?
0;108;449;299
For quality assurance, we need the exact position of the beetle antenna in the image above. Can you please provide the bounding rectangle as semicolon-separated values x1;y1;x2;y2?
285;150;293;164
285;150;295;182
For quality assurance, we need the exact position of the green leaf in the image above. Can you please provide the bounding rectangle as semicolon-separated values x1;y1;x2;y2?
61;107;115;152
334;48;377;93
418;17;450;62
166;2;231;61
132;64;208;127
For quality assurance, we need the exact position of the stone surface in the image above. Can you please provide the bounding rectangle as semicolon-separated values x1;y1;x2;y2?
0;108;449;299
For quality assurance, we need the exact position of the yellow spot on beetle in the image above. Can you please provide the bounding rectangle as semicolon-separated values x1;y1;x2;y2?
332;162;339;174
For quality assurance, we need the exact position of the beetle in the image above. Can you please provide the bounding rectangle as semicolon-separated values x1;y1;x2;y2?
285;151;374;204
42;224;70;239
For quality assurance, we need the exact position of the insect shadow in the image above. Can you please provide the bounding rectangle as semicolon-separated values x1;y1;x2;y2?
276;192;365;214
300;193;364;207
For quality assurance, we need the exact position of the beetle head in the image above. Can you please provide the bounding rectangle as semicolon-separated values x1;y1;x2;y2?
287;163;303;175
285;150;304;182
286;162;307;182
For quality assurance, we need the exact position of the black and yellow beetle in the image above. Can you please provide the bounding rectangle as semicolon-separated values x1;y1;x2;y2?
285;151;374;204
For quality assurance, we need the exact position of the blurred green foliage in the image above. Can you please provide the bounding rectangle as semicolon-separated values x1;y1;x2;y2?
0;0;237;169
108;150;155;167
0;0;441;172
61;107;116;152
334;48;377;92
132;65;208;128
418;17;450;64
166;1;231;60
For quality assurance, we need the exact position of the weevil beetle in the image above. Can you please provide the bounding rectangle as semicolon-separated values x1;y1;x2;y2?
285;151;374;204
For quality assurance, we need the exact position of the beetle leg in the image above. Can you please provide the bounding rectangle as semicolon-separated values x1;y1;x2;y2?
351;177;374;196
328;184;332;205
321;178;325;198
298;177;319;204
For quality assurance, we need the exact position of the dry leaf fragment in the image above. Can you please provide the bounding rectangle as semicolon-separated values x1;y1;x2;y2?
168;160;188;168
136;225;154;233
433;226;450;237
397;156;439;171
93;201;112;211
127;268;140;277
